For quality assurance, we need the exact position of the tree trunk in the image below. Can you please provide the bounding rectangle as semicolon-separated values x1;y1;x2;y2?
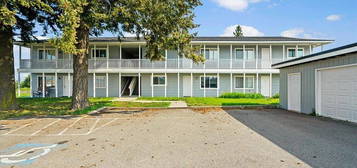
71;23;90;110
0;28;18;110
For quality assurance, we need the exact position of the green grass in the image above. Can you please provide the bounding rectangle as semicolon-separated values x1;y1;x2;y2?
219;92;265;99
0;97;169;120
138;97;279;106
16;88;31;97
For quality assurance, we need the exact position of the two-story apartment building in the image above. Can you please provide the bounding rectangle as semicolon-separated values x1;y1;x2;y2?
17;37;332;98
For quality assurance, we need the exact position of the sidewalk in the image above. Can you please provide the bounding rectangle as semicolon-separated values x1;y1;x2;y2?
112;97;188;108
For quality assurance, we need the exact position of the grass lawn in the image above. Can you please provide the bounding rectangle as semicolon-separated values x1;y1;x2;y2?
16;88;31;97
138;97;279;106
0;97;169;120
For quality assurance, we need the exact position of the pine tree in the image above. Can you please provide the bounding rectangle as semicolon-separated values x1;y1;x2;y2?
233;25;244;37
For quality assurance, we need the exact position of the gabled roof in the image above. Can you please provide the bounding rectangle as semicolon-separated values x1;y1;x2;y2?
272;42;357;68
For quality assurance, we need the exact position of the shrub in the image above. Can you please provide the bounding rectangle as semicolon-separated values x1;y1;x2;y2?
219;92;265;99
272;93;280;98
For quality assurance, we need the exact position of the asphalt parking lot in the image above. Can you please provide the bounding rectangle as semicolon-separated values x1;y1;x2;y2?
0;108;356;168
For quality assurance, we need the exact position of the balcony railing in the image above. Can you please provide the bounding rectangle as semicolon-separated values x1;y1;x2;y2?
20;58;284;70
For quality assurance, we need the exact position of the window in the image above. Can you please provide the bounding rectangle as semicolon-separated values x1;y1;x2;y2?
38;76;55;90
200;48;218;60
38;49;56;60
287;48;304;58
200;76;217;89
92;48;107;59
95;76;106;88
152;76;166;86
235;76;254;89
235;48;255;60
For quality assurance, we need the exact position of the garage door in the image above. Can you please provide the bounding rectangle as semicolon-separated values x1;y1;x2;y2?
288;73;301;112
318;65;357;123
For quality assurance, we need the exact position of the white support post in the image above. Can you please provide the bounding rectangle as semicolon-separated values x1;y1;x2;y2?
310;45;312;54
230;44;233;69
269;45;272;67
55;72;58;97
17;71;21;97
151;73;154;97
93;73;96;97
19;45;22;67
138;73;141;97
165;49;167;69
106;44;109;69
296;45;298;57
139;45;141;69
243;44;246;69
269;73;272;97
203;44;206;69
164;73;167;97
190;45;193;69
217;73;219;97
177;73;180;97
68;73;71;97
94;45;96;68
106;73;109;97
119;44;122;68
283;45;286;61
255;44;258;69
203;73;206;97
119;73;121;97
217;44;220;68
230;73;233;92
30;73;33;97
243;73;246;94
55;48;58;69
256;73;259;93
42;73;45;97
177;48;180;69
190;73;193;97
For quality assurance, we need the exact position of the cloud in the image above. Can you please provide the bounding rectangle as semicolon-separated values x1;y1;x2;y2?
221;25;264;36
212;0;264;11
280;28;305;38
326;14;341;21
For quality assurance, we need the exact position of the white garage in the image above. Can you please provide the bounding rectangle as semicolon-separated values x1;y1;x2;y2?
273;42;357;123
316;65;357;123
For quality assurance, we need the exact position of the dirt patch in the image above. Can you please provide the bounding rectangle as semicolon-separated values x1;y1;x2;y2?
191;107;223;114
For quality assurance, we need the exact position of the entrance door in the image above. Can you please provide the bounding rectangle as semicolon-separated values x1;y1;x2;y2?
261;48;271;68
261;76;270;97
288;73;301;112
63;75;72;97
183;76;192;97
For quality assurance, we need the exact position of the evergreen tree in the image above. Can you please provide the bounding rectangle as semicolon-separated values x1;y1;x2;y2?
233;25;243;37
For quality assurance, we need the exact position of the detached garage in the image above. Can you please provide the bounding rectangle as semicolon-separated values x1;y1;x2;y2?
273;43;357;123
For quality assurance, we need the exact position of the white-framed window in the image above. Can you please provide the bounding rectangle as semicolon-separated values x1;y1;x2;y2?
200;48;218;60
235;48;255;60
287;48;304;58
38;49;56;60
200;76;218;89
95;76;106;88
37;76;55;90
235;76;255;89
152;75;166;86
91;48;107;59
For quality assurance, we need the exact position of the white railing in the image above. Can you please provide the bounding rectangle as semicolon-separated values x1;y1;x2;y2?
19;58;285;69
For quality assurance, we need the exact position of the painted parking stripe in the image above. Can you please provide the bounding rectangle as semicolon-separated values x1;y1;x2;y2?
2;122;32;135
86;118;100;135
91;118;119;134
57;117;83;135
30;119;61;136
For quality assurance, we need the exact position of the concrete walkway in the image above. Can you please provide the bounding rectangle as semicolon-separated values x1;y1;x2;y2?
112;97;188;108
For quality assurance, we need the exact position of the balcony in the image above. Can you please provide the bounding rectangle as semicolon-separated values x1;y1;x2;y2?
20;58;284;70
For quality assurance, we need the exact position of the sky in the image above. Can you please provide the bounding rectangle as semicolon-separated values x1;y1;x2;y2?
14;0;357;80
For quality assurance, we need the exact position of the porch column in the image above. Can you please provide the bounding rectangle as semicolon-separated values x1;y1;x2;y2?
283;45;286;61
119;44;122;68
203;73;206;97
106;44;109;69
68;73;71;97
216;73;219;97
55;72;58;97
119;73;121;97
177;73;180;97
230;73;233;92
255;44;258;69
138;73;141;97
19;45;22;67
269;45;272;67
94;44;96;69
93;73;96;97
230;44;233;69
17;71;21;97
165;50;167;69
203;44;206;69
217;44;220;68
139;45;141;69
243;44;246;69
42;72;45;97
106;73;109;97
190;73;193;97
164;73;167;97
256;73;259;93
269;73;272;97
55;48;58;69
151;73;154;97
30;73;33;97
243;73;246;94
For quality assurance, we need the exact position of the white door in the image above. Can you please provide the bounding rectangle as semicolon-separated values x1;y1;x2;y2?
261;76;270;97
63;75;72;97
261;48;271;68
318;65;357;123
288;73;301;112
183;76;192;97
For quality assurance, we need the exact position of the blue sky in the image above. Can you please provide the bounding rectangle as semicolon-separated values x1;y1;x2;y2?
14;0;357;80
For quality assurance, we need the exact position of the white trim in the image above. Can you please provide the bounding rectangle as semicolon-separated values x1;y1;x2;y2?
234;75;255;89
138;73;141;97
269;73;272;97
95;75;106;88
30;73;32;97
55;73;58;97
119;73;121;97
190;73;193;97
177;73;180;97
200;47;219;60
42;73;45;97
106;73;109;97
200;75;218;89
91;48;108;59
164;73;167;97
234;48;255;60
230;73;233;92
287;72;301;112
151;74;166;86
151;73;154;97
93;73;96;97
286;47;305;59
273;46;357;68
217;73;220;97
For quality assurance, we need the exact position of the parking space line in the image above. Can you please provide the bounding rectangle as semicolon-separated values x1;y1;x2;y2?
2;122;32;135
86;118;100;135
30;119;61;136
92;118;118;133
57;117;83;135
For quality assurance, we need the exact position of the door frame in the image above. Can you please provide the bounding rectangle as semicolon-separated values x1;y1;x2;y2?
315;63;357;116
260;75;270;97
287;72;301;112
261;48;271;68
182;75;192;97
